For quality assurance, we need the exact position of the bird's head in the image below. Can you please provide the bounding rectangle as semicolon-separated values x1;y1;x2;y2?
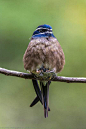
32;24;55;38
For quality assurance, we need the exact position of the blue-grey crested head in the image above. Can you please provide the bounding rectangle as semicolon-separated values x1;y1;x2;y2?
32;24;55;38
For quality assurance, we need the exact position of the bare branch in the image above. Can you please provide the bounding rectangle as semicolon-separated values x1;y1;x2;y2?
0;67;86;83
0;67;33;79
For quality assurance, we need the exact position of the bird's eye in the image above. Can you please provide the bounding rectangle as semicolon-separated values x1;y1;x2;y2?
39;29;43;33
39;29;47;33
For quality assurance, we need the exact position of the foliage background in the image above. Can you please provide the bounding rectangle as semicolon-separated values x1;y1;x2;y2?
0;0;86;128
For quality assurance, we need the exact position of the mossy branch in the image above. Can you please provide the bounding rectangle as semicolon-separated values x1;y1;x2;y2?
0;67;86;83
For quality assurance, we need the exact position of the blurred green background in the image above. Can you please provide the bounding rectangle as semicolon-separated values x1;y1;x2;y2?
0;0;86;128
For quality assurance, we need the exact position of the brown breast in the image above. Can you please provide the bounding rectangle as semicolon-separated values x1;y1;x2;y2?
23;37;65;73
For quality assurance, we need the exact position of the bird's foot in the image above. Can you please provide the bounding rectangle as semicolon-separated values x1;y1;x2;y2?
31;69;56;81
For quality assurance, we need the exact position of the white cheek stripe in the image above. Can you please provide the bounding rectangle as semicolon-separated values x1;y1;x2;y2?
35;27;52;31
33;31;53;36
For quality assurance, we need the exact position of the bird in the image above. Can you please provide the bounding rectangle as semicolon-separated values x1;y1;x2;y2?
23;24;65;118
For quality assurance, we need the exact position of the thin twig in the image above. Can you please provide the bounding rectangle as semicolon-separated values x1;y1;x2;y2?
0;67;86;83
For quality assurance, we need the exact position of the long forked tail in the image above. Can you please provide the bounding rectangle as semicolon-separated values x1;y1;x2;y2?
30;80;51;111
40;81;51;118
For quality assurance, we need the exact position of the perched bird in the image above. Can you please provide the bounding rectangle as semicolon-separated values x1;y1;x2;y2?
23;24;65;118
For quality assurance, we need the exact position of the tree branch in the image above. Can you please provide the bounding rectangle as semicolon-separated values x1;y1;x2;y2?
0;67;86;83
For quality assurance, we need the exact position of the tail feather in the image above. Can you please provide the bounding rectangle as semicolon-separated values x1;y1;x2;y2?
41;81;50;118
32;79;42;104
43;85;48;118
30;96;39;107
